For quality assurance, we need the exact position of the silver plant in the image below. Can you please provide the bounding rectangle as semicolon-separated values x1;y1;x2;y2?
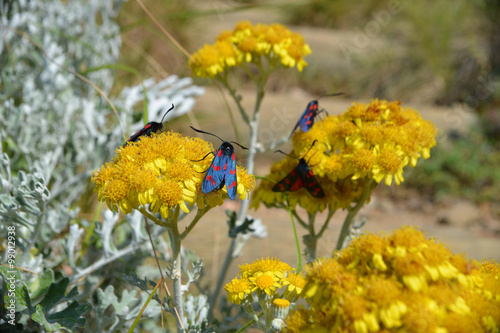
0;0;205;331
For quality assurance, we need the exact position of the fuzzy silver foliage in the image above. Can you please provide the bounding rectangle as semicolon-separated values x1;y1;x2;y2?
0;0;205;331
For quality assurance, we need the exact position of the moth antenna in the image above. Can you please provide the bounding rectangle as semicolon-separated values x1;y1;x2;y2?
315;92;344;100
304;140;318;156
160;103;175;123
274;149;294;159
305;140;321;164
275;140;319;160
190;126;224;142
192;151;214;162
230;141;249;150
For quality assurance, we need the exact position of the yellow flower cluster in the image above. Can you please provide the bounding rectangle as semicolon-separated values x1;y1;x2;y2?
252;99;437;213
189;21;311;77
91;132;255;218
285;226;500;333
224;257;306;306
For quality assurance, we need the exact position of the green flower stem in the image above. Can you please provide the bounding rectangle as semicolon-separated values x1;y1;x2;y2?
179;206;211;240
286;199;303;274
335;179;377;251
234;312;264;333
291;209;308;229
138;207;171;229
255;295;272;331
127;275;161;333
242;305;265;332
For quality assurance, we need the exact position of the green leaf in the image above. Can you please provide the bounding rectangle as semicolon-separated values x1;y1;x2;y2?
32;301;89;332
96;286;119;329
1;267;31;312
38;278;77;312
45;301;89;330
32;304;64;332
121;273;167;305
29;268;55;301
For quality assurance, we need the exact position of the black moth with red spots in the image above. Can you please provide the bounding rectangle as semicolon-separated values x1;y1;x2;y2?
123;104;174;147
190;127;248;200
272;140;325;198
289;92;344;138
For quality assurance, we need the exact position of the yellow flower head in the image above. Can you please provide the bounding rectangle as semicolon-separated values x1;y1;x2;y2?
252;100;437;214
189;21;311;77
91;131;255;218
282;272;306;301
227;257;307;306
249;271;282;296
273;298;291;321
285;226;500;333
225;277;252;305
239;257;293;279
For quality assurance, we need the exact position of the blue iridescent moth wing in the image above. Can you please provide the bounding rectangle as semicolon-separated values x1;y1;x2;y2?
290;100;319;137
202;142;238;200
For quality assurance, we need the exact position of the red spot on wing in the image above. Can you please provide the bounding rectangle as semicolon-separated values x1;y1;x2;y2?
224;163;227;171
290;177;304;191
308;181;317;188
232;181;236;187
145;124;152;129
230;169;236;175
211;180;216;185
232;153;235;161
307;171;313;178
217;150;223;157
213;166;221;171
228;183;232;189
290;169;297;176
206;175;212;181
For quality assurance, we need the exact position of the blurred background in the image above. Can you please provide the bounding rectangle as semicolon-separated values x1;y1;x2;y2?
114;0;500;266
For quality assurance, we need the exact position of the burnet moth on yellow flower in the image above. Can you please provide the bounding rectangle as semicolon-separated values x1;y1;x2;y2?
123;104;174;147
191;127;248;200
272;140;325;198
290;93;343;138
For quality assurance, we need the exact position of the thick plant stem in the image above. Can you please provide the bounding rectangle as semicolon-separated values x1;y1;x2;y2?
168;207;185;332
237;85;264;220
305;212;317;262
171;238;184;332
335;179;377;251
